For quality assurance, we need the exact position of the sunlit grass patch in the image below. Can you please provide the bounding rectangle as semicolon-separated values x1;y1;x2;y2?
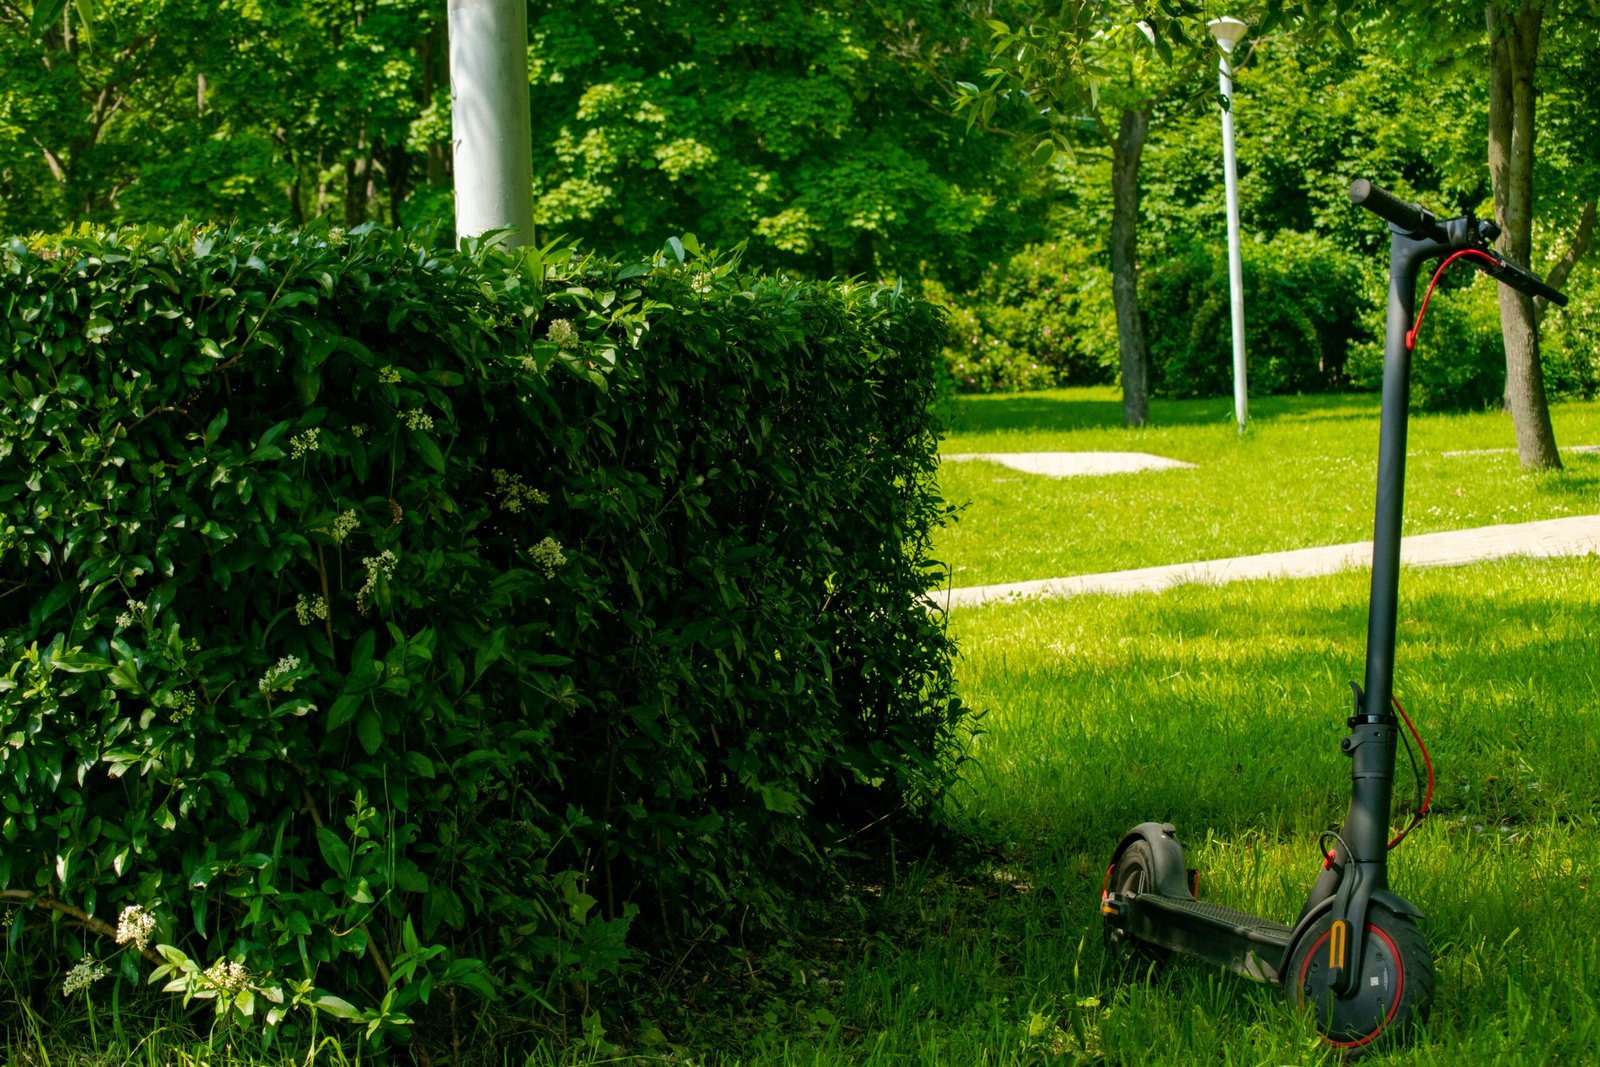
935;388;1600;587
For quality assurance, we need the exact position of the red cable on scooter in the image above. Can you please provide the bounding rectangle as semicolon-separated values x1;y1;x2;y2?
1387;695;1433;850
1405;249;1504;351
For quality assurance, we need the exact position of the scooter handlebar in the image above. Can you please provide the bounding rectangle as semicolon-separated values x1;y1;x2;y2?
1349;179;1431;235
1351;177;1569;307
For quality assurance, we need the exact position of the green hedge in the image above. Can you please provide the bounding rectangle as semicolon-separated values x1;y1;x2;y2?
1346;269;1506;409
0;226;963;1045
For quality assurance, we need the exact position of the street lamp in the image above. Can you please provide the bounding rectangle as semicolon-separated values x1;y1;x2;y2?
449;0;535;247
1208;16;1249;432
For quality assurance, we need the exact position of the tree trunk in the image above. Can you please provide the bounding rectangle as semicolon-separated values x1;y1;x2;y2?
422;28;450;186
1110;107;1151;428
1487;0;1561;470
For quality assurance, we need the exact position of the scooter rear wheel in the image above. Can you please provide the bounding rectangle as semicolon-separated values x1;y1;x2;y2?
1103;840;1170;964
1287;904;1433;1055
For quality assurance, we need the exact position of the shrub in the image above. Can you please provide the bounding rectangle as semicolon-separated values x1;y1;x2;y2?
1541;263;1600;401
1142;231;1368;398
1346;268;1507;410
926;242;1118;393
0;225;963;1047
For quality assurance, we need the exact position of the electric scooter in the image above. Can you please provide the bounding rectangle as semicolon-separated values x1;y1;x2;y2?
1098;178;1568;1052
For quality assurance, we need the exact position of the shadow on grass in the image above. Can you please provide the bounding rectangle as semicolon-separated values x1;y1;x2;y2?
1531;457;1600;503
947;391;1379;437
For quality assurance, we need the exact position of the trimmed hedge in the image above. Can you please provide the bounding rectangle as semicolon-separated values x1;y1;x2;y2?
0;226;963;1043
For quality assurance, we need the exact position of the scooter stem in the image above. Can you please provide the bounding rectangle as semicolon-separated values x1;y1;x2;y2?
1361;234;1440;734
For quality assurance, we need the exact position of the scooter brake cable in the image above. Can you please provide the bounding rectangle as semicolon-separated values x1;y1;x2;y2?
1387;695;1434;850
1406;248;1505;352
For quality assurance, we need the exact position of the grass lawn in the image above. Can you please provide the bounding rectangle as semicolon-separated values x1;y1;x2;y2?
935;388;1600;588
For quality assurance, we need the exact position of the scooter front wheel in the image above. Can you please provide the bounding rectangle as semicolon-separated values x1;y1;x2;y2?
1287;904;1433;1054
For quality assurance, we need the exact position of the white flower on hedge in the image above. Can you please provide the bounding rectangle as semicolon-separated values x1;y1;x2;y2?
357;549;398;613
116;905;157;951
62;955;109;996
203;958;252;994
403;408;434;431
289;428;320;458
258;655;302;694
491;469;548;514
529;536;566;578
171;689;198;723
546;318;579;349
331;508;359;544
350;423;369;439
116;599;147;628
363;550;397;582
295;594;328;625
378;366;402;384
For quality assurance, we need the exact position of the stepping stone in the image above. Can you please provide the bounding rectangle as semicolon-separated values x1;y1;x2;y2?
941;451;1196;477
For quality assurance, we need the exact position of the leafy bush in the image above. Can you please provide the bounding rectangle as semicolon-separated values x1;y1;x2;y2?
1142;231;1369;398
926;242;1118;393
1541;264;1600;401
1346;269;1507;410
0;225;963;1047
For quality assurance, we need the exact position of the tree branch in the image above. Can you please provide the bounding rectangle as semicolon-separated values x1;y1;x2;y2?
0;889;164;966
1536;199;1595;325
32;138;68;185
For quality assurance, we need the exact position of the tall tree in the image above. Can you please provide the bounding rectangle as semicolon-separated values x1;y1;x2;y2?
1341;0;1598;467
960;3;1217;426
1486;0;1560;467
0;0;446;233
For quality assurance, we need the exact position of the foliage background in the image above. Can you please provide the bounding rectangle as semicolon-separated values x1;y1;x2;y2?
3;2;1594;408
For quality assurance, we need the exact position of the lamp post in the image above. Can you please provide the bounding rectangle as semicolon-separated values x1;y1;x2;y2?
449;0;535;247
1208;16;1249;432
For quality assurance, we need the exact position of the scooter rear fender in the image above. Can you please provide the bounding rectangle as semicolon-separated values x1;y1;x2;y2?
1109;822;1193;899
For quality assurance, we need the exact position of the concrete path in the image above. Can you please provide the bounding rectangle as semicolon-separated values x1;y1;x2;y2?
942;451;1196;476
934;513;1600;609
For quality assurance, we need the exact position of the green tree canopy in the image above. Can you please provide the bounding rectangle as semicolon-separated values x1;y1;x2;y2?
527;0;1051;286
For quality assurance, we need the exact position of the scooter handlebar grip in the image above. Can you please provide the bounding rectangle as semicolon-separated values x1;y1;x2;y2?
1483;256;1570;307
1349;179;1425;232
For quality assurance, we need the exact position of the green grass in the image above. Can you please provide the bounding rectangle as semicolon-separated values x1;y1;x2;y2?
918;555;1600;1064
936;388;1600;587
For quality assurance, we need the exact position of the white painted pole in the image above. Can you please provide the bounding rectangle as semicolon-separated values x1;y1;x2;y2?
448;0;534;247
1209;18;1249;432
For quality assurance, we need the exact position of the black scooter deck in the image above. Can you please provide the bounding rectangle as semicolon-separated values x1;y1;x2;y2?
1117;892;1293;983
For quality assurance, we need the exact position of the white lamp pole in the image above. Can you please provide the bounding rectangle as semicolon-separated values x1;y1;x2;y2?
448;0;535;247
1208;16;1249;432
